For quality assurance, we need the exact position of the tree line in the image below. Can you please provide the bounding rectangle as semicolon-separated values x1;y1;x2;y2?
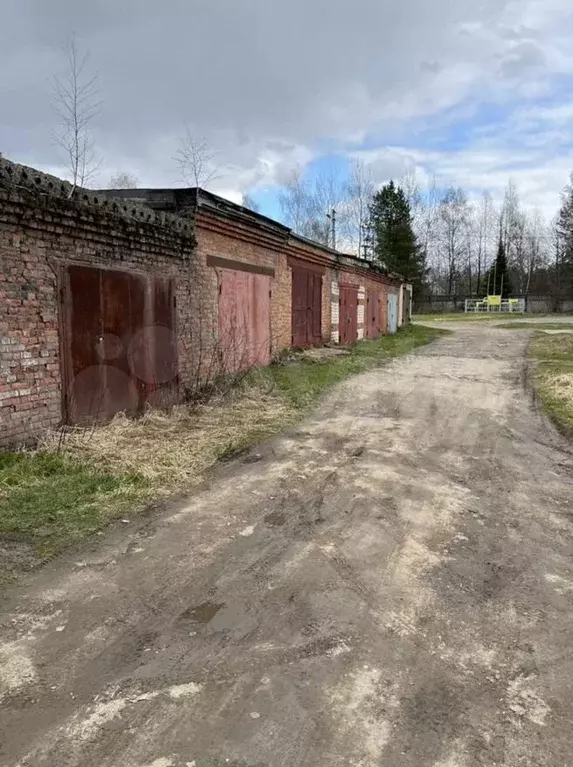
51;36;233;198
51;37;573;304
279;161;573;303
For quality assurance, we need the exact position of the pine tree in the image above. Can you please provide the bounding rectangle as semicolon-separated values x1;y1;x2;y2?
368;181;426;292
486;237;512;297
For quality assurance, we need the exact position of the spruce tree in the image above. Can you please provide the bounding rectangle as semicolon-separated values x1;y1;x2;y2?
486;237;512;297
368;181;425;292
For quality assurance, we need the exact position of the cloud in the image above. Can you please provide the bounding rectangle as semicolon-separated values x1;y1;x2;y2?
1;0;573;216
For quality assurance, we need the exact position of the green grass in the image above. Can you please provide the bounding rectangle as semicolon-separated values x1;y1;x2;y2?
528;332;573;437
0;452;149;558
0;325;445;576
264;324;447;410
495;322;573;331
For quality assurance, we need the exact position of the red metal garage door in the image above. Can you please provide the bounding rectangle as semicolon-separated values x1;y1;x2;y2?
292;268;322;348
61;264;178;424
365;289;381;340
339;285;358;344
218;269;271;372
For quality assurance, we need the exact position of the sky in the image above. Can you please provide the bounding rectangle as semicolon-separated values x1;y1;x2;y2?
2;0;573;221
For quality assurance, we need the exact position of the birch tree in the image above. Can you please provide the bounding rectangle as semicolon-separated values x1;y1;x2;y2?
175;127;219;188
108;171;138;189
53;36;101;194
524;210;547;297
241;193;260;213
475;191;494;295
439;187;470;294
345;159;374;257
278;170;316;237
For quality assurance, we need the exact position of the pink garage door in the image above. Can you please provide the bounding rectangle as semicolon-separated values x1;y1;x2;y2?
218;269;271;372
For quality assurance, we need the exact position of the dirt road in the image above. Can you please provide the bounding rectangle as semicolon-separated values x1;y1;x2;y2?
2;324;573;767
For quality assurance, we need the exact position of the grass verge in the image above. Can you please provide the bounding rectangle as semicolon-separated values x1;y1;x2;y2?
528;332;573;437
0;324;446;576
494;322;573;331
262;324;445;410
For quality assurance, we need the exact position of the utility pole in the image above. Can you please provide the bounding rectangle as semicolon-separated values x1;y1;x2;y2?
326;208;336;250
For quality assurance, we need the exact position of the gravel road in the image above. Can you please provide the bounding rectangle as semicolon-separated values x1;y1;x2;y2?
1;323;573;767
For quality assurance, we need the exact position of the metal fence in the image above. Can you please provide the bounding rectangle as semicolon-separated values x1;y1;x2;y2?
464;298;526;314
414;294;573;314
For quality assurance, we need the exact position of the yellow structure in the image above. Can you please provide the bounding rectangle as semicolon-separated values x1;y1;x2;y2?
465;295;526;313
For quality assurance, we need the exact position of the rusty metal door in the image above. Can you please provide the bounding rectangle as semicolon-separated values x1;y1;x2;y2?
365;289;381;339
292;268;322;347
311;273;322;343
61;264;178;424
339;285;358;344
219;269;271;372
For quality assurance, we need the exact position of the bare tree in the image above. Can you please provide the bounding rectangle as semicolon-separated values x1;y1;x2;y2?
279;168;350;247
439;187;470;294
402;169;422;212
53;35;102;194
524;210;547;297
311;171;349;247
279;169;316;237
500;180;529;292
175;126;219;188
241;193;260;213
407;173;441;289
108;171;138;189
475;191;495;295
345;159;374;257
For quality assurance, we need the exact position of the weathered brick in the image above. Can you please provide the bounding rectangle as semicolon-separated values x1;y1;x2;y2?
2;158;404;448
1;167;195;447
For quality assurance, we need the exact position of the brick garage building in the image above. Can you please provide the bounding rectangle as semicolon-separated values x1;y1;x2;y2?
0;160;196;447
1;159;408;447
102;186;405;351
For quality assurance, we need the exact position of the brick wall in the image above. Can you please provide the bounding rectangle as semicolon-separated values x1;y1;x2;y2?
2;159;408;447
193;212;292;371
331;265;401;341
281;236;403;346
99;187;407;357
0;160;195;447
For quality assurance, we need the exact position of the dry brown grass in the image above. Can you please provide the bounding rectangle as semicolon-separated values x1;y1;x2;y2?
1;326;446;574
539;370;573;407
40;385;293;493
529;332;573;437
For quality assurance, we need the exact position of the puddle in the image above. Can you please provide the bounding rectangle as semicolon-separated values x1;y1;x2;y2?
180;602;225;625
265;512;286;526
